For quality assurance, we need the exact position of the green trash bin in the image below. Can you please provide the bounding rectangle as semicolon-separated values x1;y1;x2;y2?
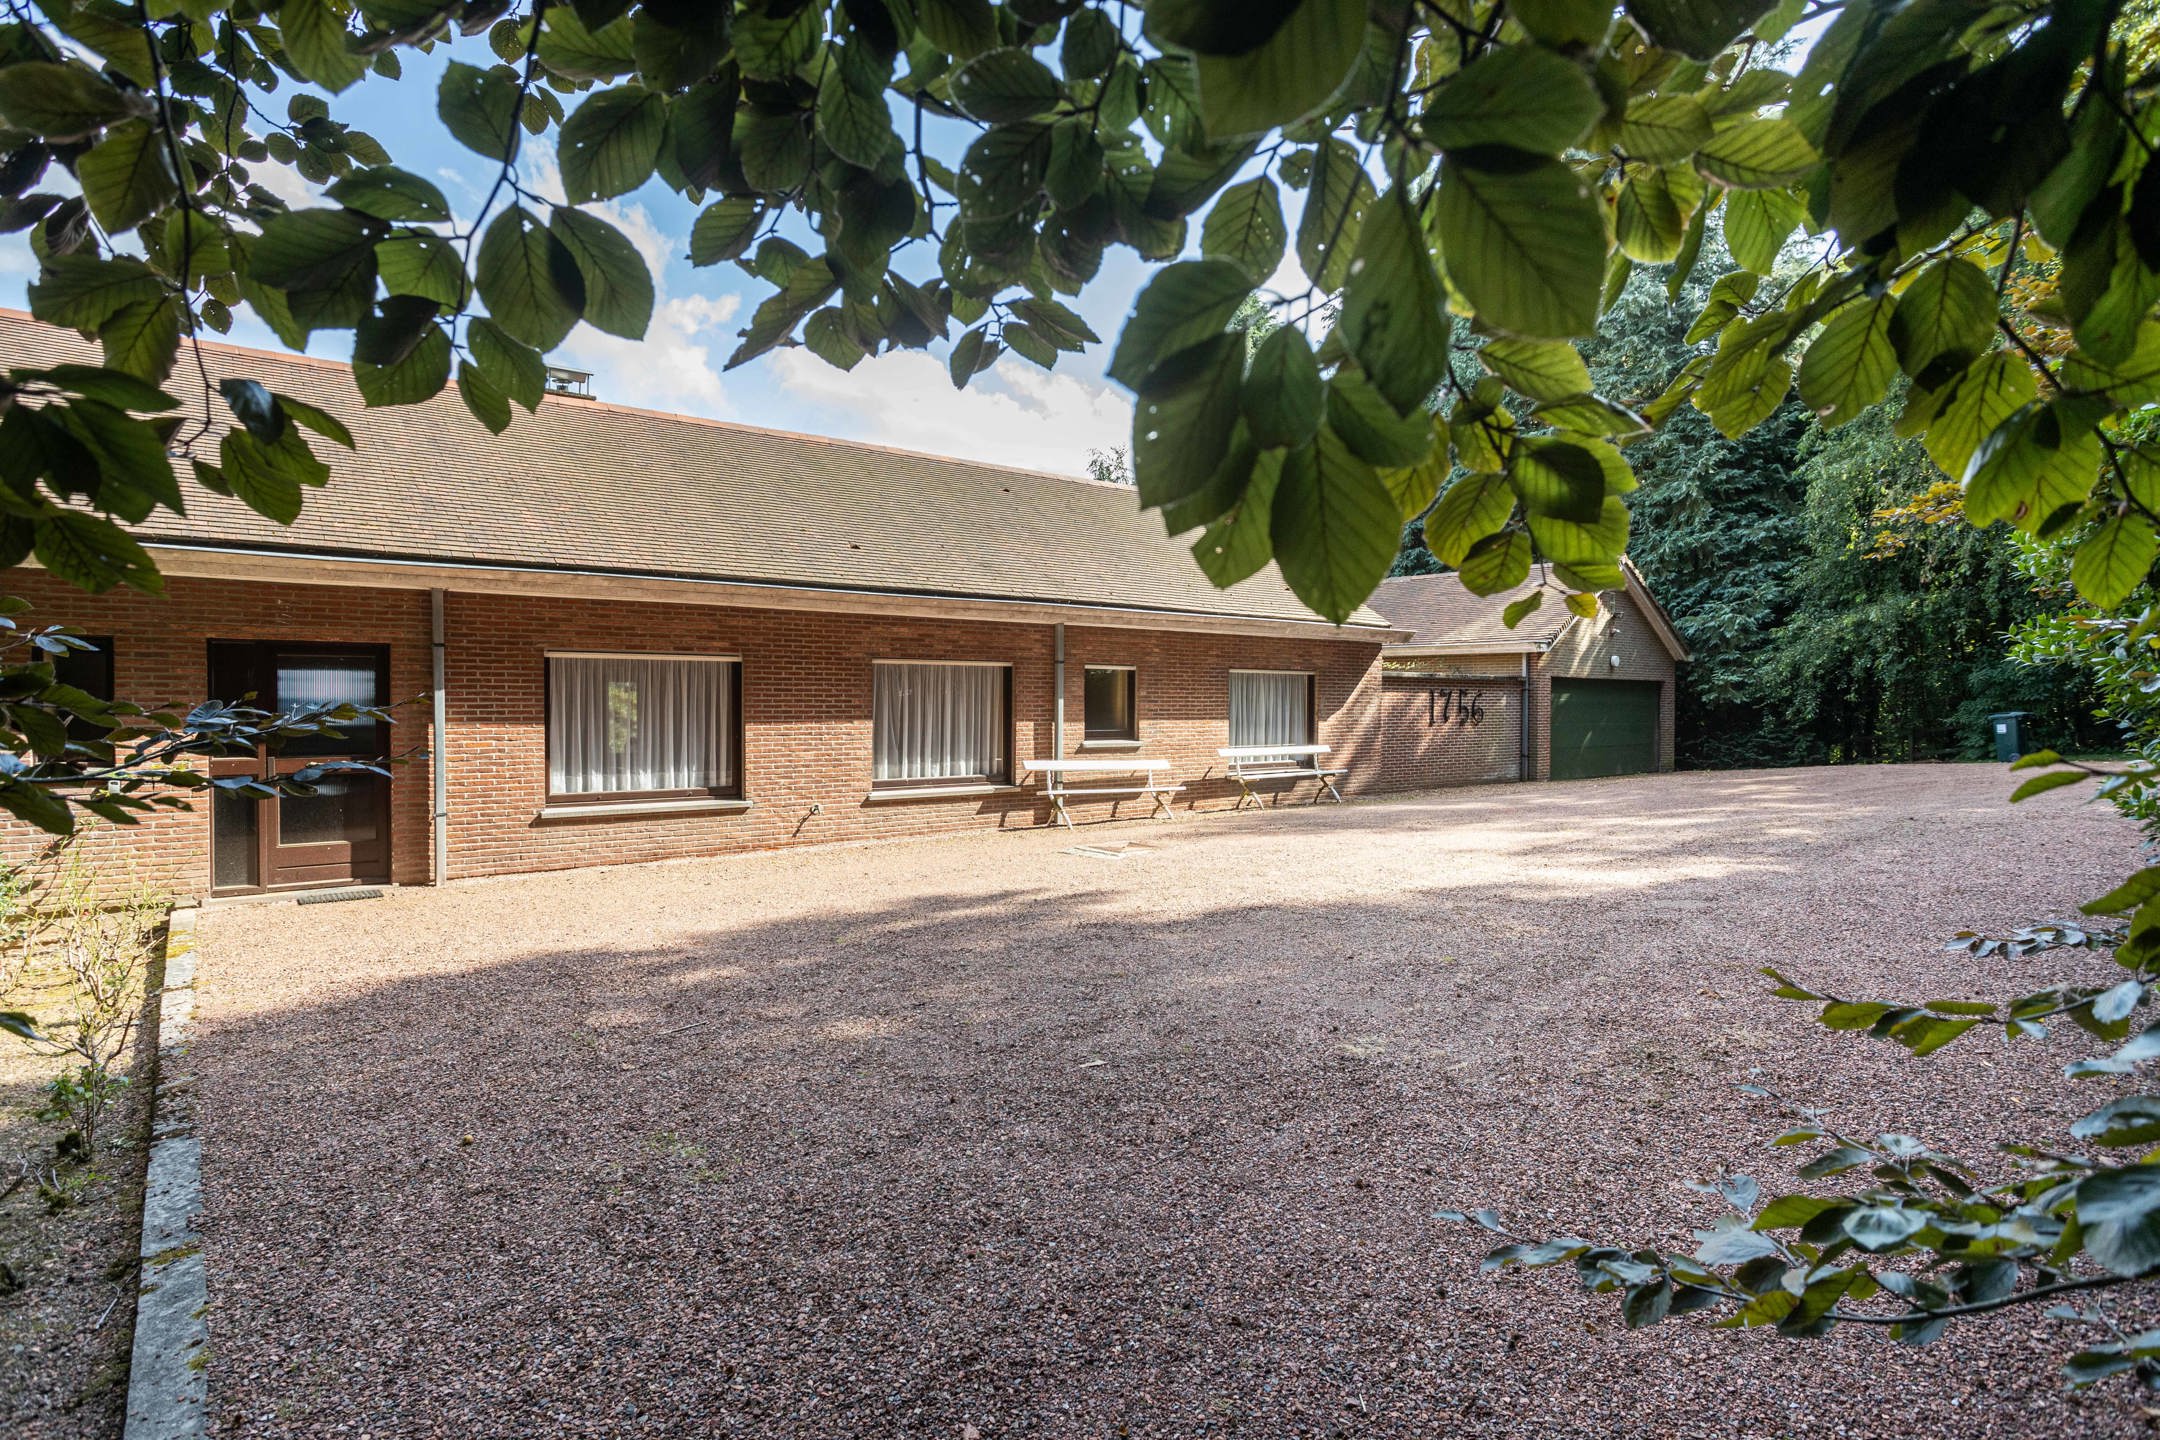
1989;711;2031;763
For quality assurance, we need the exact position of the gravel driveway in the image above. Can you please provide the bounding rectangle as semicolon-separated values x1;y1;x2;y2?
193;765;2147;1438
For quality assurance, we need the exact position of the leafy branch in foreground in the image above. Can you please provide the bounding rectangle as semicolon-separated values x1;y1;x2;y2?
9;0;2160;628
1442;1084;2160;1388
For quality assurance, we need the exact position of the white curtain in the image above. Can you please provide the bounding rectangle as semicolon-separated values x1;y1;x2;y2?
549;657;734;795
874;663;1008;782
277;657;376;712
1229;671;1311;758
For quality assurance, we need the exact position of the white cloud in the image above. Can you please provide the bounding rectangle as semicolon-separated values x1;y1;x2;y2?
766;347;1132;477
562;291;740;416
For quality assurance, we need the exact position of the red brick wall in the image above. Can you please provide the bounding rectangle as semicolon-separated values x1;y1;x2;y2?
0;572;436;897
0;574;1388;896
1377;673;1525;790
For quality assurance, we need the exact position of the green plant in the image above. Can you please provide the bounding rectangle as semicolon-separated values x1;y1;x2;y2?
1;831;162;1160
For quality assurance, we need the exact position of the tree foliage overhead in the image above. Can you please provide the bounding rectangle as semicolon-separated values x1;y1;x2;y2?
4;0;2152;633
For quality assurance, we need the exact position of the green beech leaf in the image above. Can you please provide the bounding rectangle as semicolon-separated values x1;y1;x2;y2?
1460;529;1533;595
354;317;452;407
75;120;177;234
536;9;639;81
375;233;470;307
457;361;513;434
559;87;668;203
1201;176;1287;282
438;61;523;162
0;61;134;140
689;198;763;266
952;47;1063;124
1269;427;1400;623
250;208;380;292
1481;339;1592;401
1963;401;2101;533
468;317;547;411
1723;188;1804;274
2072;514;2160;608
1192;445;1286;588
1107;258;1251;391
1190;0;1367;141
1797;295;1898;427
327;167;453;224
1242;325;1323;449
1614;164;1704;263
1339;188;1449;415
1924;353;2040;480
282;0;368;93
914;0;998;61
1696;118;1819;189
1435;154;1605;338
1626;0;1777;61
1421;46;1604;155
1427;471;1516;567
1889;257;1996;380
1617;95;1714;163
1131;334;1245;508
1296;137;1374;293
475;206;584;351
550;207;653;340
1513;439;1607;524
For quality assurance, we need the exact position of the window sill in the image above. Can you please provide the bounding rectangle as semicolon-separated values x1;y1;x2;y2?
535;797;752;822
1078;738;1143;751
862;783;1023;803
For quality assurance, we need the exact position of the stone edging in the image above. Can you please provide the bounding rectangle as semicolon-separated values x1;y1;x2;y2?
123;907;208;1440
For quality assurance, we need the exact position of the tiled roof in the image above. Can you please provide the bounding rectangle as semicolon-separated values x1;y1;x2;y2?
0;311;1391;631
1372;567;1574;650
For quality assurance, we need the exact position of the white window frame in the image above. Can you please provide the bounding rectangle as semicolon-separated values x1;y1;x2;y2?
544;650;743;803
870;659;1014;788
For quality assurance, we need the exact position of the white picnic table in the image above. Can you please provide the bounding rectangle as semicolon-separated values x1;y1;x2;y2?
1217;743;1346;808
1023;756;1184;830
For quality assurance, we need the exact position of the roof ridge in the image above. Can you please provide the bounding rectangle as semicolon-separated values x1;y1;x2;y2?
0;307;1129;492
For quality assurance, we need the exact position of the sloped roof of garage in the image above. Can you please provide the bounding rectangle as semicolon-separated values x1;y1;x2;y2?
1374;563;1689;660
0;311;1392;633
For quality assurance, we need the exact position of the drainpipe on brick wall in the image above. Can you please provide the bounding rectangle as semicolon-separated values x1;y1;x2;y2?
1519;653;1532;782
430;588;449;884
1052;622;1066;757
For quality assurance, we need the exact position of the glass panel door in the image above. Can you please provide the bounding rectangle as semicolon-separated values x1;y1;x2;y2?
207;642;391;894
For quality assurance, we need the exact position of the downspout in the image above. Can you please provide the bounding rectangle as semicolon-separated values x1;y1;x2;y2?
430;588;449;885
1519;653;1532;782
1053;622;1066;756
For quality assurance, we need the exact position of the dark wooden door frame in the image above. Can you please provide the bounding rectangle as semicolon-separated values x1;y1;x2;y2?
206;641;392;896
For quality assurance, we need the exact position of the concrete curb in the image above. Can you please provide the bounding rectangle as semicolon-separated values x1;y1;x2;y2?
124;907;207;1440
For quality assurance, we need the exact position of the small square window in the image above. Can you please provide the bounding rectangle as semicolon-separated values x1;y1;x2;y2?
1083;666;1136;741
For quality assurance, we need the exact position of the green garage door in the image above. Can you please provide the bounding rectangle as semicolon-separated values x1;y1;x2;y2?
1550;679;1661;780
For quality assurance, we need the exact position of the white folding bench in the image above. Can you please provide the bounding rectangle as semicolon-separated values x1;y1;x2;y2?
1217;744;1346;809
1023;757;1184;830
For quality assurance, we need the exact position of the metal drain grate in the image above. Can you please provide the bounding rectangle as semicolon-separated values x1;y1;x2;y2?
296;887;385;905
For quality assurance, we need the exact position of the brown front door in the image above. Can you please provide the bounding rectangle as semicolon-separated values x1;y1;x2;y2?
207;643;391;895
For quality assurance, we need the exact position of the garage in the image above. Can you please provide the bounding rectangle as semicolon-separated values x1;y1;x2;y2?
1550;678;1663;779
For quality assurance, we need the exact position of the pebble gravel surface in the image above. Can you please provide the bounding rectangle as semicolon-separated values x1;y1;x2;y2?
193;766;2152;1438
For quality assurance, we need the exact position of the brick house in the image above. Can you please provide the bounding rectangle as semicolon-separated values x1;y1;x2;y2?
1373;565;1689;789
0;313;1684;900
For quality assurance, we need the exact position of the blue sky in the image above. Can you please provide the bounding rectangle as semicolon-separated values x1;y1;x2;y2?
0;34;1187;478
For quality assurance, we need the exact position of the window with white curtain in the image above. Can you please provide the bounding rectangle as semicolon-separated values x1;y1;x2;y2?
548;654;739;799
1229;670;1312;757
872;662;1010;785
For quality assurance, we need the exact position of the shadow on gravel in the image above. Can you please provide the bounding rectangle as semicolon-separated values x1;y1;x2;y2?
192;770;2140;1439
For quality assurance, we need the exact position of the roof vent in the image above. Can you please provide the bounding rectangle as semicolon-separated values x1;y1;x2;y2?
544;365;593;397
